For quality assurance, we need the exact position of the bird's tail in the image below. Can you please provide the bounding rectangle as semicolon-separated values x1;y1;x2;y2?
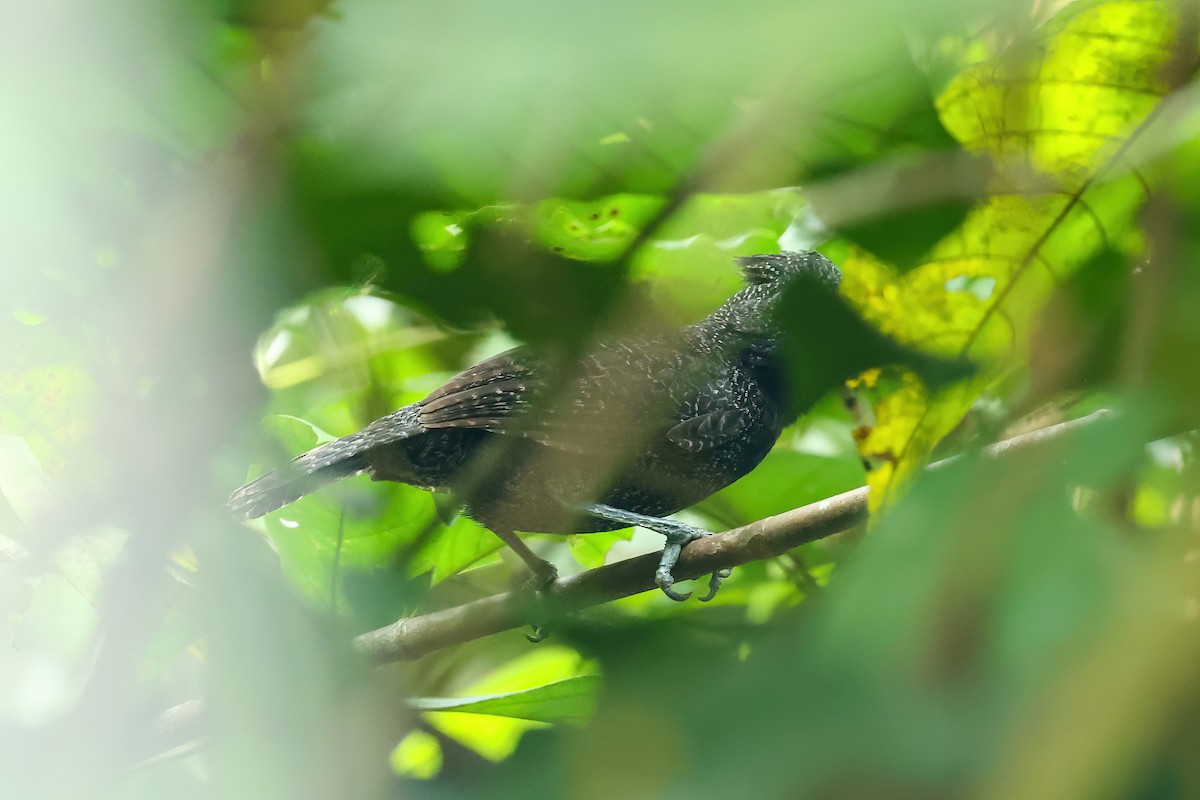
227;449;369;520
228;405;422;520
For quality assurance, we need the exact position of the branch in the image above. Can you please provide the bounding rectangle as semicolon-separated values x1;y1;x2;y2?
353;409;1113;664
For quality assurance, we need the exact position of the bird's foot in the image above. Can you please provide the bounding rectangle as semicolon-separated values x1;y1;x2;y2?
653;522;730;602
516;559;557;644
525;558;559;592
525;623;551;643
573;504;733;603
697;568;733;603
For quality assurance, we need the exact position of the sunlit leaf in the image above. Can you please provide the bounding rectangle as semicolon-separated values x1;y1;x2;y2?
421;646;596;760
411;189;807;323
411;676;601;725
415;515;505;584
261;414;330;454
390;729;443;779
568;529;635;570
260;482;438;608
778;271;975;415
842;0;1181;508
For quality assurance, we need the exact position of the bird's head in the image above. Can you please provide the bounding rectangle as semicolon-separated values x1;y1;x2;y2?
705;251;842;335
736;251;842;290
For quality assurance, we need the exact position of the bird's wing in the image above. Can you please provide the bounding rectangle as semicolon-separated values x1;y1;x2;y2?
663;352;764;453
418;347;545;435
666;407;751;453
418;341;680;449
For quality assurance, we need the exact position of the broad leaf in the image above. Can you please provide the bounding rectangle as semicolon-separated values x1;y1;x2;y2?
842;0;1182;508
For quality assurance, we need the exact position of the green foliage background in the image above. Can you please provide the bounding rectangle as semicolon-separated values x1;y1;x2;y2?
4;0;1200;797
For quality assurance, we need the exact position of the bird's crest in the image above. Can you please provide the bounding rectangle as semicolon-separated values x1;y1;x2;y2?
736;251;842;289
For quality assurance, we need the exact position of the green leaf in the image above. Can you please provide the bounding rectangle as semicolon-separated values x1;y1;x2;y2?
568;529;634;570
260;482;438;608
778;271;976;414
705;438;864;528
535;195;666;261
413;515;505;584
261;414;331;455
837;196;976;274
410;675;601;726
390;730;443;779
419;646;596;760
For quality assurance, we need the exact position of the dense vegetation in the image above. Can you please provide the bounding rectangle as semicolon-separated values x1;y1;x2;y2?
5;0;1200;797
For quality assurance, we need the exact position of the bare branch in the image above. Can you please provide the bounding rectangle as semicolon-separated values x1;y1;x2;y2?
353;409;1113;664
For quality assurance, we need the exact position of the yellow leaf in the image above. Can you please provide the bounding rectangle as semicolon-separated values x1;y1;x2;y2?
390;729;443;779
847;0;1180;510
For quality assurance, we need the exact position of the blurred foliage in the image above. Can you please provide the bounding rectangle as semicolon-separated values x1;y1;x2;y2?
4;0;1200;798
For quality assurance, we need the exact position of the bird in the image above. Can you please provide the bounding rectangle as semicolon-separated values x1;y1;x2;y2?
229;251;843;601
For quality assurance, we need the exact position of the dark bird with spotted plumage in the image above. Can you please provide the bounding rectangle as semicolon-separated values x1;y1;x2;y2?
229;251;843;600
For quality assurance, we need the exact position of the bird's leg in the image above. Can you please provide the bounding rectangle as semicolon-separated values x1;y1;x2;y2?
578;504;730;602
492;528;559;589
490;527;556;643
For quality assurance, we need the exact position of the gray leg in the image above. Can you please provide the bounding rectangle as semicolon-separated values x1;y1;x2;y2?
492;528;558;589
490;528;556;644
579;504;730;602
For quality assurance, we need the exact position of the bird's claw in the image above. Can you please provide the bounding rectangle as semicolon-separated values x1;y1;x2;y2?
656;565;693;602
525;623;551;643
697;568;732;603
576;505;734;603
519;562;557;643
525;560;559;592
654;526;734;602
